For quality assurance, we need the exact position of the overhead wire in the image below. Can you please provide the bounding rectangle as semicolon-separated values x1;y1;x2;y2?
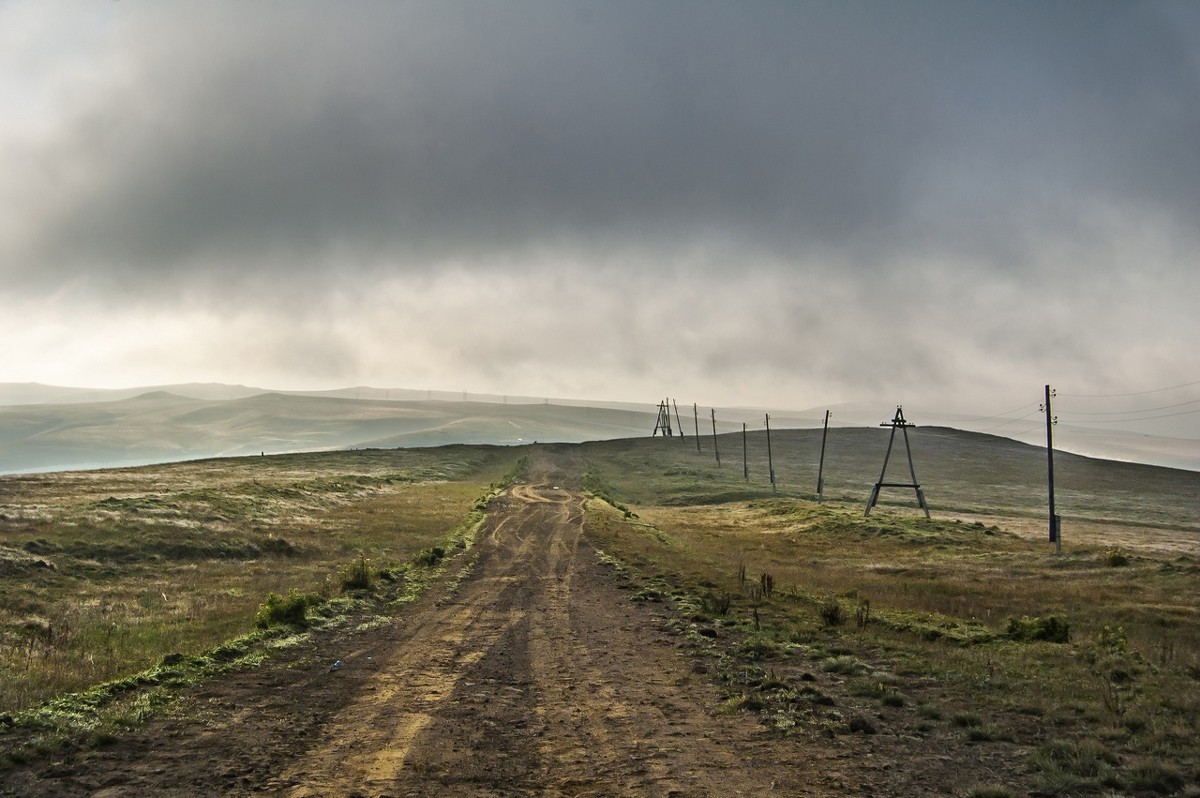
1056;381;1200;426
976;407;1044;433
1059;398;1200;416
1058;379;1200;399
945;401;1040;425
1057;407;1200;424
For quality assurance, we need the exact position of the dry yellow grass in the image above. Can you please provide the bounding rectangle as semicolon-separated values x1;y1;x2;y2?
0;447;516;713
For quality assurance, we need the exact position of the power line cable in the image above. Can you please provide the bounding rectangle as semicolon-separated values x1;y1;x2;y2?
976;408;1044;433
946;401;1040;425
911;422;1044;445
1060;398;1200;416
892;402;1042;436
1059;379;1200;399
1058;407;1200;424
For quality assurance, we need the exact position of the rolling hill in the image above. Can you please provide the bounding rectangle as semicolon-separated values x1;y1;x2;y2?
0;390;658;473
0;382;1195;475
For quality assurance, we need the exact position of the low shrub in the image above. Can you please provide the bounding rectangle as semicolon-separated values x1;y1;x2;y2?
1104;547;1131;567
951;711;983;728
1006;614;1070;643
701;591;732;616
916;703;942;720
1029;738;1119;793
822;655;867;676
412;546;446;568
254;590;315;629
739;637;781;660
819;596;845;627
1124;761;1185;795
339;554;373;591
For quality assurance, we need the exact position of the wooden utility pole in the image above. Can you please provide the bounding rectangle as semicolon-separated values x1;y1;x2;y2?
1043;384;1060;554
742;423;749;480
816;409;831;501
710;409;721;467
693;403;701;453
865;406;929;518
765;413;776;493
672;399;685;444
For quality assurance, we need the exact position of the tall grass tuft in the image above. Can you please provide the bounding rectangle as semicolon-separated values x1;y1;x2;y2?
254;590;316;629
339;553;373;591
1006;614;1070;643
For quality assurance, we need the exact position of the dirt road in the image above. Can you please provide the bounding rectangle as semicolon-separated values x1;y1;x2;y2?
3;449;817;797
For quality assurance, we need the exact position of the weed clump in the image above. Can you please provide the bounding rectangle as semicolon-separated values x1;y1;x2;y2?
254;590;316;629
855;598;871;629
1087;625;1138;716
738;636;781;661
1124;760;1185;795
1104;547;1131;567
339;554;373;592
701;591;732;616
1029;738;1120;794
822;655;867;676
412;546;446;568
847;715;877;734
1006;614;1070;643
951;711;984;728
818;596;845;627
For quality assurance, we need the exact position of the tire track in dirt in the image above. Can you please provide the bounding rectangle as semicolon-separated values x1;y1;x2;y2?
273;489;560;795
280;450;806;796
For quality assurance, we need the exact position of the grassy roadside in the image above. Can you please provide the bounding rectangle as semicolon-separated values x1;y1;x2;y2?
0;449;526;770
580;451;1200;797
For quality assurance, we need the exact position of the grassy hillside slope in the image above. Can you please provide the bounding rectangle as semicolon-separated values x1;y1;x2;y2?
0;392;656;474
1;435;1197;791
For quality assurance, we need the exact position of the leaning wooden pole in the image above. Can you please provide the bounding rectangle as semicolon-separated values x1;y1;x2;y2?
672;399;685;444
711;409;720;467
866;423;897;515
1045;384;1060;554
900;421;930;519
765;413;776;493
693;403;701;453
816;409;830;501
742;423;749;480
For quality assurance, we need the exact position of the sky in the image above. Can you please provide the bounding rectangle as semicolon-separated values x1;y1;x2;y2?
3;1;1199;442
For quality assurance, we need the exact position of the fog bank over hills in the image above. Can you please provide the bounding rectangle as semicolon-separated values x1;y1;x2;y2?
0;383;1195;475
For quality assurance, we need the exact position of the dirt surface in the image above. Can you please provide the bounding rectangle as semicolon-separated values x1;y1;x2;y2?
0;451;816;792
2;450;842;797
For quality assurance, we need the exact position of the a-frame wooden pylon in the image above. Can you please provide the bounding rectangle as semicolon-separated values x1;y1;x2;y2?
865;406;930;518
652;399;674;437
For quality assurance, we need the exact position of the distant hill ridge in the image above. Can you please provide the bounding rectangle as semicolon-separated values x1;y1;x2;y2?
0;386;659;474
0;383;1195;474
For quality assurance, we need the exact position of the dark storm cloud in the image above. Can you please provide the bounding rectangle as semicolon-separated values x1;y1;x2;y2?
8;0;1197;293
4;0;1199;429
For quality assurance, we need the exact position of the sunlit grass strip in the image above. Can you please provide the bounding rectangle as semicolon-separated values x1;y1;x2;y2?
1;621;319;769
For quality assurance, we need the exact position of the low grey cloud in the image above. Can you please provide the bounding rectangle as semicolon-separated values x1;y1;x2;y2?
2;1;1198;430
